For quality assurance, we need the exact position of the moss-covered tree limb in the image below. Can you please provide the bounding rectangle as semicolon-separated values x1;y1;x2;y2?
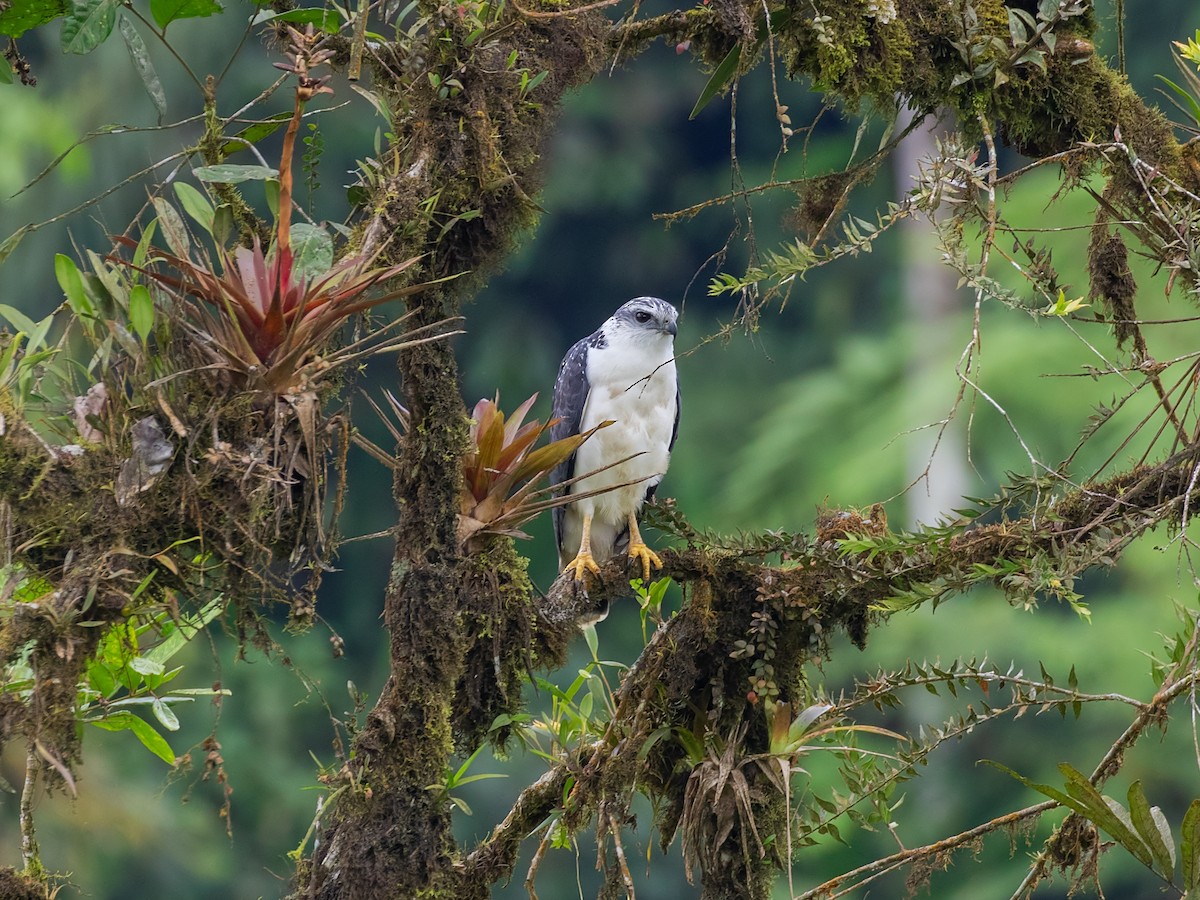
296;5;609;897
453;444;1200;895
554;442;1200;627
293;1;1200;897
10;0;1200;897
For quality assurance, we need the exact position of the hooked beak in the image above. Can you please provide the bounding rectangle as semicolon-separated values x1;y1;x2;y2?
664;319;678;336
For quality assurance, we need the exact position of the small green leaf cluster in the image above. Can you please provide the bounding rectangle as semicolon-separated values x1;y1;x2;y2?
78;597;227;764
1146;604;1200;688
730;574;820;704
993;761;1200;891
526;658;619;759
632;575;673;643
948;0;1085;91
708;208;900;303
1158;30;1200;131
1;579;227;766
0;309;61;412
426;743;506;816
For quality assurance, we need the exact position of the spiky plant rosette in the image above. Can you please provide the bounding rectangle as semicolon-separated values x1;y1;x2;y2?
112;24;446;398
356;392;616;552
113;227;438;396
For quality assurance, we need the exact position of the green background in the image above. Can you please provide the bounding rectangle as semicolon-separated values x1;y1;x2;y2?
3;2;1200;897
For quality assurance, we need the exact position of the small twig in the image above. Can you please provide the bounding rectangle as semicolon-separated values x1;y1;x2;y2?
20;745;41;875
605;810;637;898
510;0;620;19
524;821;554;900
1009;632;1200;898
796;801;1057;900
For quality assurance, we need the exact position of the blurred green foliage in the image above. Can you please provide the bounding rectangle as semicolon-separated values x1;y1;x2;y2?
4;0;1200;898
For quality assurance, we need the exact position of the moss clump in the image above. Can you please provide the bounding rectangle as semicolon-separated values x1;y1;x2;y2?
779;3;917;111
789;169;867;239
0;868;50;900
1088;225;1137;348
453;539;537;751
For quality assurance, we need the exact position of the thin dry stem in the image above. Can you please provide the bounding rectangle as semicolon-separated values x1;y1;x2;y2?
20;746;40;875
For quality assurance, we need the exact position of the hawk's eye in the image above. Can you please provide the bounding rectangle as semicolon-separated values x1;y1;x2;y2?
635;311;652;323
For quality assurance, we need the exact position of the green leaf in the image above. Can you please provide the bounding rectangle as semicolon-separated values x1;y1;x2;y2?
290;223;334;280
264;178;280;217
212;204;234;247
128;656;165;677
220;112;292;157
449;742;487;786
55;253;96;318
1156;75;1200;127
93;711;176;764
141;663;181;691
452;772;506;787
689;7;791;119
151;197;190;258
28;314;55;355
129;284;154;342
983;758;1092;807
0;225;32;267
1058;764;1153;867
61;0;118;54
133;219;158;269
151;698;180;731
193;164;278;184
690;44;741;120
86;249;123;302
0;63;10;85
1183;799;1200;890
0;303;39;337
84;660;117;697
118;15;166;120
173;182;214;234
249;6;340;32
0;0;68;38
13;572;55;603
149;0;222;31
145;598;223;665
523;70;548;94
0;332;22;376
1128;781;1175;878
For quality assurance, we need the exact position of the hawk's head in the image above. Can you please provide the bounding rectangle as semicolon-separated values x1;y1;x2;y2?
604;297;678;345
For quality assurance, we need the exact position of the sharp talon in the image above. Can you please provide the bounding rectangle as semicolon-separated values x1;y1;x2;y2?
564;550;601;583
628;542;662;583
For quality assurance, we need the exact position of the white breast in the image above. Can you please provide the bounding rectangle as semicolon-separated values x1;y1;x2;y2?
562;336;677;563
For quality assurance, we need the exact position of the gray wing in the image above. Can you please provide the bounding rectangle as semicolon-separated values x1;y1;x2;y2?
549;335;593;556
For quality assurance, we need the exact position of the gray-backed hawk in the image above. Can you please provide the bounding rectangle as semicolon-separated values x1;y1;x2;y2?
550;297;680;586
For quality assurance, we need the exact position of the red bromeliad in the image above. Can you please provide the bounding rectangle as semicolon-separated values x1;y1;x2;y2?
113;24;438;395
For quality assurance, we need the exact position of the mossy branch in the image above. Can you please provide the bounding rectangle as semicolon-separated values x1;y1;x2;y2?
460;765;574;884
457;444;1200;895
551;443;1200;627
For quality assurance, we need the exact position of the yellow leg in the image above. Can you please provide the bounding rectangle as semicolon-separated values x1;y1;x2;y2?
626;513;662;583
564;511;601;582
